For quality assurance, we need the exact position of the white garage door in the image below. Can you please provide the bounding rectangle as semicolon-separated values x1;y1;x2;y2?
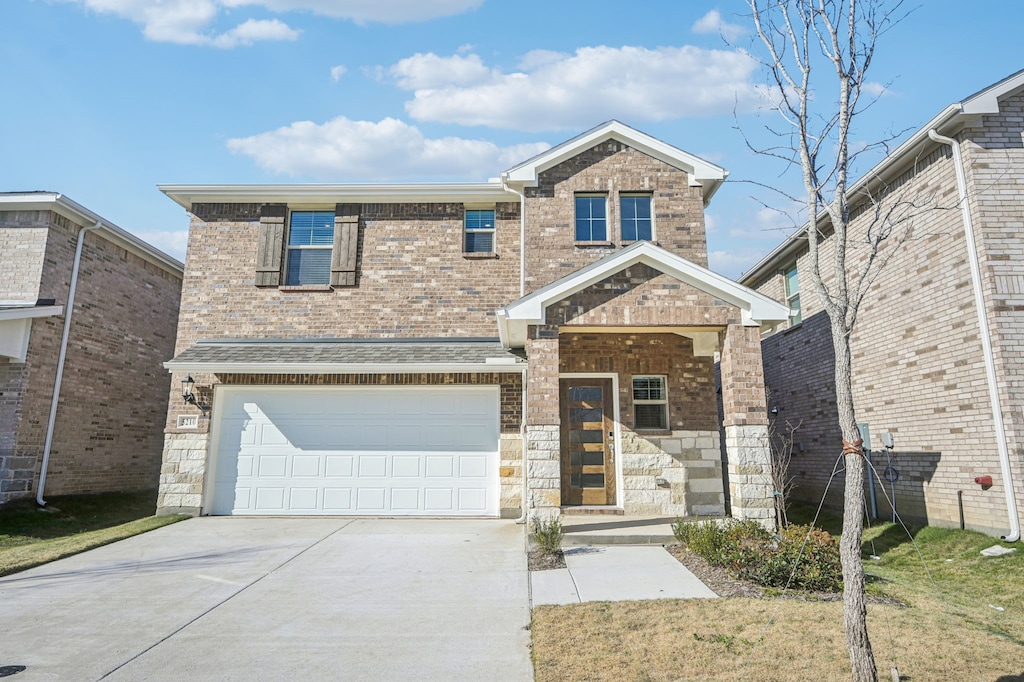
208;386;500;516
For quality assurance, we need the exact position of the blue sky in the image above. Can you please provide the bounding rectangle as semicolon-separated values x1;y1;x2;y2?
3;1;1024;278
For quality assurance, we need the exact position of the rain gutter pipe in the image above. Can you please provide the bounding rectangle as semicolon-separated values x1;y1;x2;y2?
929;129;1020;542
37;219;102;507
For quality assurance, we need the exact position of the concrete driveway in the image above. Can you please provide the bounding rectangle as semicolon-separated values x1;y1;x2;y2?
0;518;533;681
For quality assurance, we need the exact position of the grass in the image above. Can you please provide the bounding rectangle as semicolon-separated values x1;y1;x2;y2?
532;503;1024;681
0;489;186;576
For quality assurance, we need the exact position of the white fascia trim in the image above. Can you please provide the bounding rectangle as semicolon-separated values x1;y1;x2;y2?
496;242;789;347
163;361;526;374
503;121;727;196
0;193;184;275
0;305;63;321
158;183;516;211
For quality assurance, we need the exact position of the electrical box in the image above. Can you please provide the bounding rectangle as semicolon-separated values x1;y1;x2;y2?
881;432;895;449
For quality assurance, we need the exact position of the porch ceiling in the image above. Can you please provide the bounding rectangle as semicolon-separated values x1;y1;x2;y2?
495;242;791;349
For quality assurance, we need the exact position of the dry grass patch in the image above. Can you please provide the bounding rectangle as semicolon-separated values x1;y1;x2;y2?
532;596;1024;681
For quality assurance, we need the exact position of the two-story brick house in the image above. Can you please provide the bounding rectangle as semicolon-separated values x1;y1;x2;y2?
742;71;1024;539
156;121;789;522
1;192;183;505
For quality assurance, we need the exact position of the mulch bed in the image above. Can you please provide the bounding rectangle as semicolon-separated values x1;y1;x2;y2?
529;549;567;571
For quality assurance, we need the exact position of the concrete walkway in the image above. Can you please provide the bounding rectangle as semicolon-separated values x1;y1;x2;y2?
0;518;533;682
531;545;718;605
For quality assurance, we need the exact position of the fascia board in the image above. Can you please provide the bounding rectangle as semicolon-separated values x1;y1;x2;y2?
0;305;63;321
503;242;789;326
0;193;184;275
158;183;514;210
163;361;526;374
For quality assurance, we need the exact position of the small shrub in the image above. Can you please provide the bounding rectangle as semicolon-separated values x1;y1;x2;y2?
531;514;564;555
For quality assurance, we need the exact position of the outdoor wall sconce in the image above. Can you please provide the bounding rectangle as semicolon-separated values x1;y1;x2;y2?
181;375;209;414
770;406;779;415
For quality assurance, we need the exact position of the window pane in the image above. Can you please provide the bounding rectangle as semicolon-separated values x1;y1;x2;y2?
288;211;335;246
570;408;602;423
789;293;802;325
621;196;652;241
569;386;602;402
633;376;665;401
465;231;493;253
580;473;605;488
285;248;331;285
635;403;668;430
465;209;495;230
581;451;605;466
785;266;800;296
575;196;607;241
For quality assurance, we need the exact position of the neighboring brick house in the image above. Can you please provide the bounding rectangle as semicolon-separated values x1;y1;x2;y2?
741;71;1024;539
156;121;789;521
0;192;184;505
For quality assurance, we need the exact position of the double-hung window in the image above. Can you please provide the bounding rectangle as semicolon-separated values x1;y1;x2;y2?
620;194;652;241
575;195;607;241
285;211;334;286
464;208;495;253
632;376;669;430
784;265;802;326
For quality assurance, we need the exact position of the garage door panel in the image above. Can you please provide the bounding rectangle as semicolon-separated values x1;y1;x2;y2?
211;386;500;516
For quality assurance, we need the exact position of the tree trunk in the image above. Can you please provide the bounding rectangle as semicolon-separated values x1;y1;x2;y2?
831;318;878;682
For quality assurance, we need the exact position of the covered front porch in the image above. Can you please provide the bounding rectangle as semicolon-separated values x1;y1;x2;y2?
497;241;790;524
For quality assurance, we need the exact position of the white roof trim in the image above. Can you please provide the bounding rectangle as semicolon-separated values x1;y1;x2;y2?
163;361;526;375
0;193;183;275
502;121;728;205
159;183;516;210
496;241;790;348
0;305;63;321
740;68;1024;284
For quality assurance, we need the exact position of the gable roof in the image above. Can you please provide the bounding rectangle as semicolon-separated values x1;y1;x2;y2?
502;121;729;205
740;68;1024;285
496;241;790;348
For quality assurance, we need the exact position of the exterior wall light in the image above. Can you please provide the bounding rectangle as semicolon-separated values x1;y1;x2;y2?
181;375;209;413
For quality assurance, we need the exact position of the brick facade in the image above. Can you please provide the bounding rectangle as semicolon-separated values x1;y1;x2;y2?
0;207;182;504
747;90;1024;536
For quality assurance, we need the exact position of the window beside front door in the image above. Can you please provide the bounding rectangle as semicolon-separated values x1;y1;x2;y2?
575;195;608;241
632;375;668;430
285;210;335;285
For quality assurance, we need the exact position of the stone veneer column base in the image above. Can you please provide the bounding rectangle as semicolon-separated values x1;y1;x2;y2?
156;432;209;517
725;424;775;529
525;424;561;521
499;434;524;518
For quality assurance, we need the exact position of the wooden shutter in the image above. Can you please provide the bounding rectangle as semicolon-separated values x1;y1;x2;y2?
331;203;360;287
255;204;287;287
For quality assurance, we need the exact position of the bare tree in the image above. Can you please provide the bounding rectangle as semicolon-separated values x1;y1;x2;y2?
744;1;909;680
767;413;800;529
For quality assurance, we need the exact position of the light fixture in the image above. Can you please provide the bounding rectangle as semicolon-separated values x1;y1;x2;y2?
770;406;779;415
181;375;208;413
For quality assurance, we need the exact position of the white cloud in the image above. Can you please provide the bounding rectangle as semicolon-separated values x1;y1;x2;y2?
707;247;770;278
691;9;745;42
862;81;890;97
66;0;482;46
133;229;190;262
391;46;771;132
389;53;493;89
226;116;550;180
330;64;347;82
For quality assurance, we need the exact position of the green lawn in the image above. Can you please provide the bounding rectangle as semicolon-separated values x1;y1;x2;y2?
0;490;186;576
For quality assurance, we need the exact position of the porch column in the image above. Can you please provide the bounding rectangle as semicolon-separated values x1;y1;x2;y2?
525;325;561;520
719;323;775;528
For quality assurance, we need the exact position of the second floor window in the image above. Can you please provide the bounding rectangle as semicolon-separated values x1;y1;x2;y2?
464;209;495;253
285;211;334;285
575;195;607;241
785;265;802;326
620;195;652;241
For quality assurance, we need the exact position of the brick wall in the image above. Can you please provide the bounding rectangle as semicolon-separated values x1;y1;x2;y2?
0;212;49;301
749;104;1023;534
0;210;181;504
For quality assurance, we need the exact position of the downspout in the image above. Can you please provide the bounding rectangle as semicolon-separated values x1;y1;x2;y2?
500;173;526;297
37;220;103;507
929;129;1020;542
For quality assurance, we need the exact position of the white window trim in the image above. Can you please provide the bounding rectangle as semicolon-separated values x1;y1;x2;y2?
632;375;669;431
619;193;655;242
285;209;334;286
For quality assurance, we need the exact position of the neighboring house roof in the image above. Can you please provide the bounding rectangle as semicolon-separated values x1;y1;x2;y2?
0;303;63;362
502;120;729;205
739;68;1024;285
0;192;184;275
165;338;526;374
496;241;791;348
160;121;729;210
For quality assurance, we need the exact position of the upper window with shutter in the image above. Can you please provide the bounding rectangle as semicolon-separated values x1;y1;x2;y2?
285;211;334;286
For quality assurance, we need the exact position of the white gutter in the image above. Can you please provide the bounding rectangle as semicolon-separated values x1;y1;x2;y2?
929;129;1020;542
37;220;102;507
499;173;527;297
163;361;526;375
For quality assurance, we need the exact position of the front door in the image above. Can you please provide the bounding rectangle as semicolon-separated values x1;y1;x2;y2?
559;378;616;506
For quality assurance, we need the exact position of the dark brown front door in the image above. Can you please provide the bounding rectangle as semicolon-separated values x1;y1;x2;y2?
560;378;616;506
